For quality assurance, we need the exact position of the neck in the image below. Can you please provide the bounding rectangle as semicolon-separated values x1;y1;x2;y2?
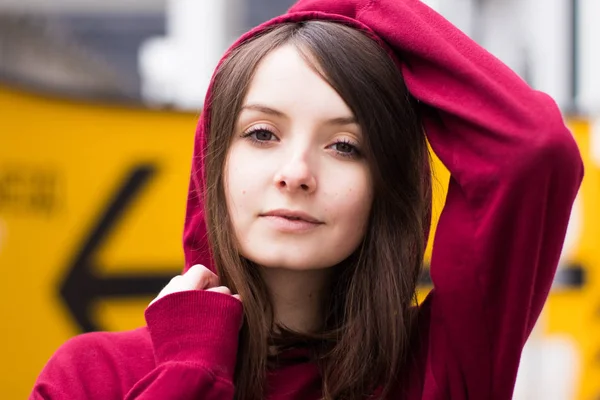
260;267;333;334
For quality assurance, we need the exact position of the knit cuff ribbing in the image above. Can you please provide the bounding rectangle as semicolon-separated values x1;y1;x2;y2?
145;290;243;380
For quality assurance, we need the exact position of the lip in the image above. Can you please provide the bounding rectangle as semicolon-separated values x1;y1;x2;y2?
259;209;324;233
260;209;323;224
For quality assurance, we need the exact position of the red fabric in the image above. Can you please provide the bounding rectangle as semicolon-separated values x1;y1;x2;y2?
31;0;583;399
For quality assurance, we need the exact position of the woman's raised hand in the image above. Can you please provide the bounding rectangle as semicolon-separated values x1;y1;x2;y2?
149;264;241;306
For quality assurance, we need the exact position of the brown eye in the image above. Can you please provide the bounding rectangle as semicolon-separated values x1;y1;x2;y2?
334;142;355;154
253;129;275;141
329;139;360;159
241;127;279;145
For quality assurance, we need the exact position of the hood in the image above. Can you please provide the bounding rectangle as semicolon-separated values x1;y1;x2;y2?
182;0;433;273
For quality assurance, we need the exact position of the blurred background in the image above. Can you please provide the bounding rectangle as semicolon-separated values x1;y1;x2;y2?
1;0;599;399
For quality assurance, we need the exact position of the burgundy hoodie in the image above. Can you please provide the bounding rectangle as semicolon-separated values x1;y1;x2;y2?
31;0;583;399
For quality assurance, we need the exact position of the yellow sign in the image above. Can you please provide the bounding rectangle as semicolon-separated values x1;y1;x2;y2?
1;85;598;399
540;119;600;400
0;86;196;398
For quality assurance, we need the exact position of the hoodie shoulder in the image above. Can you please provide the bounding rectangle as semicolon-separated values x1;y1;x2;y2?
31;328;155;399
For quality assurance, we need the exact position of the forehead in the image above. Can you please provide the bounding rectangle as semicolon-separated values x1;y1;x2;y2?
243;44;354;119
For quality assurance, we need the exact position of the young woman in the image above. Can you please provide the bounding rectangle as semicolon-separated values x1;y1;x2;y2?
31;0;583;399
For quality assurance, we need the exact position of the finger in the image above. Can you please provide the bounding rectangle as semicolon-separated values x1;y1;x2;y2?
183;264;220;290
206;286;232;296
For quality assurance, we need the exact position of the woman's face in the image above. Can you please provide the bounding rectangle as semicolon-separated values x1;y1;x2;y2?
224;44;374;270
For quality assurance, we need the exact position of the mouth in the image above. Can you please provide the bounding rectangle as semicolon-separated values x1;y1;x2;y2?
260;209;323;224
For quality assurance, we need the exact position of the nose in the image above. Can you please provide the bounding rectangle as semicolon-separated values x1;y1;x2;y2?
274;156;317;194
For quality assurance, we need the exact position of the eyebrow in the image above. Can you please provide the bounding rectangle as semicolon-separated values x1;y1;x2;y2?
240;103;357;126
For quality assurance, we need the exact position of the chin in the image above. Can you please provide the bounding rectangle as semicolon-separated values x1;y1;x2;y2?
258;259;330;270
243;249;345;271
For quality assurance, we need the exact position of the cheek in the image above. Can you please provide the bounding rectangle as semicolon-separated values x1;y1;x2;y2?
324;165;373;229
225;152;247;218
224;146;269;225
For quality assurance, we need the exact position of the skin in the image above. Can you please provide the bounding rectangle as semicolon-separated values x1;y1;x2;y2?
152;45;374;333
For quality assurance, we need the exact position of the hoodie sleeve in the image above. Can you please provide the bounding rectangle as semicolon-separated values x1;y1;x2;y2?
124;291;242;399
289;1;583;398
30;291;242;400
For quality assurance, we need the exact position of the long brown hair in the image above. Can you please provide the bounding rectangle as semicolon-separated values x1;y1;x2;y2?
204;20;429;400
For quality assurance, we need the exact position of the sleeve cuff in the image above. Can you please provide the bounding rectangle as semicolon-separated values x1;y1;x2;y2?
145;290;243;379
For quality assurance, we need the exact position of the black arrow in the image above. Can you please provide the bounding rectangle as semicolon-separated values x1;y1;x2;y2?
60;165;176;333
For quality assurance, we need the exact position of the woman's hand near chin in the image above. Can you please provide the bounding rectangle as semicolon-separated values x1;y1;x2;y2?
150;264;241;306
